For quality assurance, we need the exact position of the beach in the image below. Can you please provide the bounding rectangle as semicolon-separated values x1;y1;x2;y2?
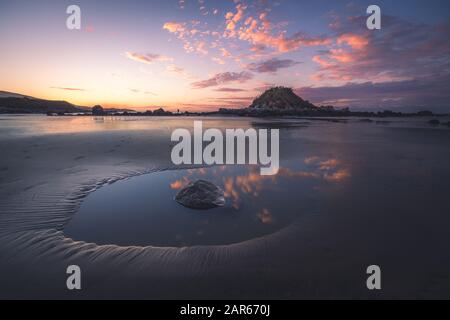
1;115;450;299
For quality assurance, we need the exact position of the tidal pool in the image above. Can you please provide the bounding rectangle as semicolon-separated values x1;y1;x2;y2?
64;159;347;247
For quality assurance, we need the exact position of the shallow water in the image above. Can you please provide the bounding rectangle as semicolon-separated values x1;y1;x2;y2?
0;114;264;137
64;159;349;247
0;114;449;138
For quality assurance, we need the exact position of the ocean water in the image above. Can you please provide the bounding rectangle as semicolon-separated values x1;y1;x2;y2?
0;114;449;138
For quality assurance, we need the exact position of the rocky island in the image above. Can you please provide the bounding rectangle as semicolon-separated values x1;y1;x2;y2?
249;87;316;110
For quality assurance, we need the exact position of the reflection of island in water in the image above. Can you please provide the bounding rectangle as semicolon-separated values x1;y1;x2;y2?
64;157;350;247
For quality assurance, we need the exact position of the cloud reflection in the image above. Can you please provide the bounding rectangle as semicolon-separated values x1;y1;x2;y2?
258;208;273;225
169;156;350;210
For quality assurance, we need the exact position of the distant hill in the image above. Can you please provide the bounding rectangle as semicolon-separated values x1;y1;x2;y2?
0;91;36;99
250;87;316;110
0;97;85;114
0;91;133;114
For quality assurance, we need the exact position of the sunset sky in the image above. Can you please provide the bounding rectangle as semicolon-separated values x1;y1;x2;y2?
1;0;449;111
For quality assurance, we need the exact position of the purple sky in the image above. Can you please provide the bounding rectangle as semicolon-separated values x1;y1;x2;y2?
0;0;449;112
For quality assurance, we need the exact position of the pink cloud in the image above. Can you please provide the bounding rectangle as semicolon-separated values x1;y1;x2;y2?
312;15;450;84
125;52;173;64
191;71;253;89
50;87;86;91
220;48;232;58
163;21;186;34
165;64;194;80
337;33;369;50
247;58;300;73
212;57;226;65
214;87;247;92
225;3;246;33
195;41;208;55
233;13;331;53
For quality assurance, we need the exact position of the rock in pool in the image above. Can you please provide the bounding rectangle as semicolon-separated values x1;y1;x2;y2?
175;180;225;210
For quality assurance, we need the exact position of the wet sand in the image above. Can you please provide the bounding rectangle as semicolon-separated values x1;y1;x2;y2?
1;115;450;299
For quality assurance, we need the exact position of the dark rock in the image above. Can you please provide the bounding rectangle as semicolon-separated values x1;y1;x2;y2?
153;107;172;116
92;105;106;115
249;87;316;110
320;105;335;111
175;180;225;210
377;110;402;117
417;111;434;116
429;119;440;125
